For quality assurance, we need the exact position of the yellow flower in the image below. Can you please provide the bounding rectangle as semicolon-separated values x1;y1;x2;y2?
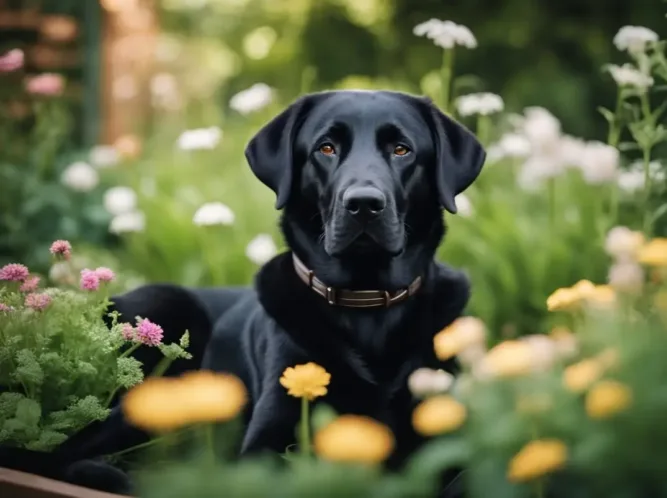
585;380;632;419
480;340;534;378
122;371;247;432
563;358;603;393
571;279;596;297
280;362;331;401
412;395;467;436
584;285;616;308
508;439;567;482
638;238;667;267
546;287;580;312
314;415;395;464
433;317;486;361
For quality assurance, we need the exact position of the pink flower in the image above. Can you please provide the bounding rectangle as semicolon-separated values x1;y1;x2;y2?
0;263;29;282
49;240;72;260
25;293;52;311
20;276;41;293
0;49;24;72
121;323;135;341
0;303;13;312
25;73;65;96
135;318;164;346
80;269;100;291
95;267;115;282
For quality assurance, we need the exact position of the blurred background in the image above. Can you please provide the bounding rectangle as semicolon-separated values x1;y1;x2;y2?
1;0;665;340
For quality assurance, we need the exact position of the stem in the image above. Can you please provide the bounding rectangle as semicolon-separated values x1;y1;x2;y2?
105;435;169;459
120;342;141;359
547;177;556;231
640;92;653;124
104;387;121;408
642;146;653;237
606;90;623;148
150;355;174;378
535;478;545;498
300;397;310;458
202;424;216;464
440;48;454;112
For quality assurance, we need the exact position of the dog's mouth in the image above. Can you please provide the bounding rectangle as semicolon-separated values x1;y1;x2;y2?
324;225;404;258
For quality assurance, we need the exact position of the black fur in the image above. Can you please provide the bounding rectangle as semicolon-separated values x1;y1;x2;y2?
0;91;485;497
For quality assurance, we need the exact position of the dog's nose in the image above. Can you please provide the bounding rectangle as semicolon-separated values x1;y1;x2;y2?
343;187;386;221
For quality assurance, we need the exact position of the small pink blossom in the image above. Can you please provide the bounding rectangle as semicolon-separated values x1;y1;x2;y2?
95;267;115;282
20;276;41;293
0;303;13;312
0;49;24;72
25;73;65;96
121;323;135;341
25;293;52;311
80;269;100;291
135;318;164;346
0;263;29;282
49;240;72;260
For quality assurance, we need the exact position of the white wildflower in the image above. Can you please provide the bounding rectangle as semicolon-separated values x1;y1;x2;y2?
60;162;99;192
455;92;504;117
177;127;222;151
617;170;645;193
607;64;653;90
521;107;562;153
578;141;619;184
103;186;138;216
245;234;278;265
49;261;73;285
557;135;588;168
229;83;273;115
454;193;473;217
520;334;558;372
193;202;235;226
495;133;532;158
109;211;145;234
604;226;645;261
608;261;644;293
407;368;455;398
413;19;477;49
517;156;564;190
89;145;120;168
613;26;658;54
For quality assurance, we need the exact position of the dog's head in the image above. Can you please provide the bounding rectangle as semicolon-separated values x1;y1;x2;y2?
245;90;485;259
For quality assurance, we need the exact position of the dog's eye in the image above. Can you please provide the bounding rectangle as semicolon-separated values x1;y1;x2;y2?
393;144;411;156
319;143;336;156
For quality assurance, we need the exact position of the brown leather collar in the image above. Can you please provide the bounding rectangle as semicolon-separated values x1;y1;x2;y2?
292;253;422;308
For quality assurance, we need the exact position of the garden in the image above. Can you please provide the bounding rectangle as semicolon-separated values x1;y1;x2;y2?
2;0;667;497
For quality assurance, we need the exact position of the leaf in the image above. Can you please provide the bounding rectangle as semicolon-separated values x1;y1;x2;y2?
406;437;471;481
596;107;615;124
15;398;42;428
651;203;667;224
618;142;641;152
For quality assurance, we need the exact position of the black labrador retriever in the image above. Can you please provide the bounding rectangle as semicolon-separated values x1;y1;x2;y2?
0;90;485;495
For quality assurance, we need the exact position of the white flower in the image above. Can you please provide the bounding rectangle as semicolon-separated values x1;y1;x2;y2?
454;193;473;217
608;261;644;293
103;186;138;216
245;234;278;265
521;107;561;153
89;145;120;168
109;211;145;234
578;141;619;184
604;226;645;261
60;161;99;192
617;170;645;193
413;19;477;49
520;334;558;372
177;127;222;151
229;83;273;115
193;202;235;226
49;261;72;285
517;156;564;190
557;135;588;168
407;368;455;398
494;133;532;158
613;26;658;54
607;63;653;90
455;92;504;117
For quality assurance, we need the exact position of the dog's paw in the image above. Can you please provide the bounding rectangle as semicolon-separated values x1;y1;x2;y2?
63;459;134;495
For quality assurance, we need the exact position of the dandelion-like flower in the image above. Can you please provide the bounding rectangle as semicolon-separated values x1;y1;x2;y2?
61;162;99;192
453;193;473;217
412;395;467;436
25;293;52;311
103;187;138;216
245;234;278;265
455;93;504;117
407;368;455;398
0;49;24;72
109;211;145;234
193;202;235;226
507;439;567;482
20;276;40;293
135;318;164;346
280;362;331;401
585;380;632;419
121;323;135;341
607;64;654;91
489;133;532;161
613;26;658;54
0;263;29;282
314;415;394;464
80;269;100;291
123;371;247;432
95;267;116;283
413;19;477;49
49;240;72;260
229;83;273;115
177;127;223;151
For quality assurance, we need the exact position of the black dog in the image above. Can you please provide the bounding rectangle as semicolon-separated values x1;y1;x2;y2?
0;90;485;495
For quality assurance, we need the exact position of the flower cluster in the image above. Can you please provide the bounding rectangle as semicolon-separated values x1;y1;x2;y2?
413;19;477;49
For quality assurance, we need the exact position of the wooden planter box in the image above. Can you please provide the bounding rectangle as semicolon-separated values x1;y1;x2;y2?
0;468;126;498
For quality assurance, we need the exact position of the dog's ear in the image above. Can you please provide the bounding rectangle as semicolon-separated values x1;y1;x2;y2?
245;95;315;209
422;98;486;214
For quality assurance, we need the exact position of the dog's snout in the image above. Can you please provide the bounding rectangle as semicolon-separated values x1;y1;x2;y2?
343;187;386;221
